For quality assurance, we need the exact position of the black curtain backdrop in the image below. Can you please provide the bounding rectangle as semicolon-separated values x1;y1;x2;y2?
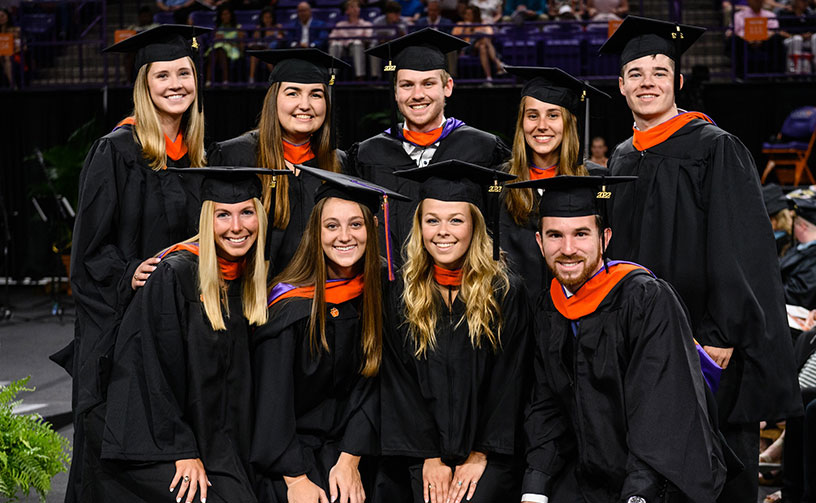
1;81;813;279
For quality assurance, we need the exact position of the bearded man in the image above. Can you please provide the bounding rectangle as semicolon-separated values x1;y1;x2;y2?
512;176;729;503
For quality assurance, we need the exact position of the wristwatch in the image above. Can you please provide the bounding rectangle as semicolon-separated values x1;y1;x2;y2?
626;497;647;503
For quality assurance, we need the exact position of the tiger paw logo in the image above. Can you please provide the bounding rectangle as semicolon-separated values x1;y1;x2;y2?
330;307;339;318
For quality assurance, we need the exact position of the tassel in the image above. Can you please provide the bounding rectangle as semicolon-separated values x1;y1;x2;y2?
383;195;395;281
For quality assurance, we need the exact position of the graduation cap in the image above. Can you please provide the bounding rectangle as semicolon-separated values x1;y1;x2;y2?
793;197;816;226
168;167;291;204
507;175;636;269
366;28;469;138
103;24;213;112
505;65;610;163
598;15;705;91
294;164;411;280
394;160;516;260
249;48;350;150
762;183;794;216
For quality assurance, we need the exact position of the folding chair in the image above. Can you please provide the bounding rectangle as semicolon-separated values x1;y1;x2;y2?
761;106;816;186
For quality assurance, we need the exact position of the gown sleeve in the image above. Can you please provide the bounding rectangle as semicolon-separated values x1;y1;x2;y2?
100;259;199;461
251;319;314;478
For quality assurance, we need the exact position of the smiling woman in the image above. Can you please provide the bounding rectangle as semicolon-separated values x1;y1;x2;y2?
54;25;213;503
252;167;408;503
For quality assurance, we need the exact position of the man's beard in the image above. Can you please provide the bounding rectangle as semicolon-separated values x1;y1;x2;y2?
549;249;603;291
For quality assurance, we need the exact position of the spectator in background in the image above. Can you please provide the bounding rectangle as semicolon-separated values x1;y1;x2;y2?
589;135;608;167
204;5;243;85
780;198;816;310
470;0;502;22
550;0;582;19
398;0;425;19
369;1;408;79
587;0;628;20
502;0;548;22
415;0;455;30
763;183;795;257
123;6;159;83
731;0;784;76
779;0;816;73
248;6;283;83
329;0;372;80
734;0;780;37
452;4;504;84
156;0;198;25
285;1;329;50
0;7;18;89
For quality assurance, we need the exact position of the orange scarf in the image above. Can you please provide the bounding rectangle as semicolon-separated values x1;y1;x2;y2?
632;112;713;151
116;116;188;163
403;124;444;147
550;263;645;320
268;275;365;307
282;140;316;164
159;242;245;280
433;265;462;287
529;165;557;180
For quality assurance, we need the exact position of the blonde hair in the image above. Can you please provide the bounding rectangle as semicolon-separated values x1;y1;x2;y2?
131;57;206;170
504;98;586;225
187;198;268;330
401;202;509;358
257;81;341;229
272;198;383;377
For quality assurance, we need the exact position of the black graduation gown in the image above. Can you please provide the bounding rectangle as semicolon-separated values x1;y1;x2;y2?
378;274;531;500
523;269;728;503
780;243;816;310
349;125;511;269
251;295;377;503
207;131;348;278
607;118;801;424
499;192;550;303
99;250;256;502
59;124;202;503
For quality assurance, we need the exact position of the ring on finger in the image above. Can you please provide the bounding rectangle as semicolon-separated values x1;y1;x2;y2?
457;480;463;487
428;483;434;489
183;475;190;482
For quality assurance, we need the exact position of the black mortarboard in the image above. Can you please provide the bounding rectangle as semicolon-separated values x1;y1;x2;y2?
395;160;516;259
762;184;794;216
507;174;636;218
794;198;816;225
169;167;290;204
248;48;350;85
598;15;705;91
505;66;610;116
366;27;469;72
295;164;411;280
367;28;468;137
103;24;211;71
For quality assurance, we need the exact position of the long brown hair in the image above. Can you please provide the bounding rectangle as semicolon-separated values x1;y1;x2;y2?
401;202;509;358
504;97;586;225
271;197;382;376
132;57;206;170
256;82;341;229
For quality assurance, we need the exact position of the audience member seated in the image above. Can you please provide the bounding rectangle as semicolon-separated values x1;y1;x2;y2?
284;1;329;50
502;0;548;22
778;0;816;73
397;0;425;19
780;198;816;310
731;0;785;76
369;1;409;79
0;7;19;89
415;0;454;30
764;183;796;257
329;0;372;80
589;135;609;167
452;4;504;84
470;0;503;22
248;6;283;83
205;6;244;85
587;0;628;20
156;0;198;24
122;6;159;83
549;0;584;20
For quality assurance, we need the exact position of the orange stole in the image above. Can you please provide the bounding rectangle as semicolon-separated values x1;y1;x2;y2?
550;263;646;320
529;165;557;180
268;275;365;307
632;112;713;151
115;116;188;163
403;124;444;147
433;265;462;287
282;140;316;164
160;242;245;280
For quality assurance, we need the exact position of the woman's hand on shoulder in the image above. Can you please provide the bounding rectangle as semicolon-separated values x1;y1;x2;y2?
284;474;329;503
329;452;365;503
422;457;452;503
170;458;211;503
447;451;487;503
131;257;161;290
